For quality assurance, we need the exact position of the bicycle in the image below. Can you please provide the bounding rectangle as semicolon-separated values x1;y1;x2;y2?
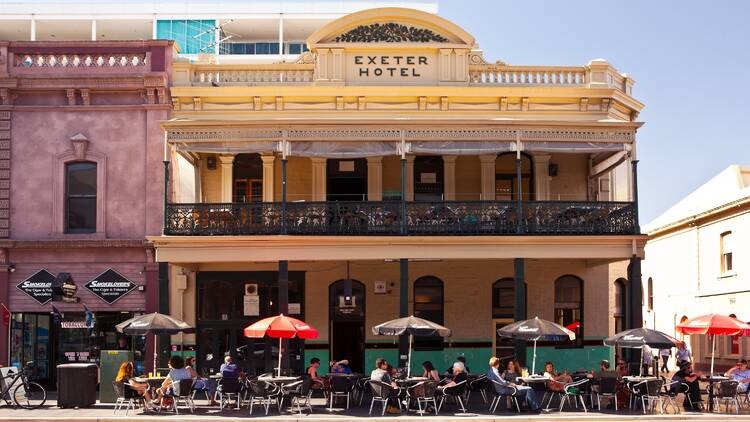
1;362;47;409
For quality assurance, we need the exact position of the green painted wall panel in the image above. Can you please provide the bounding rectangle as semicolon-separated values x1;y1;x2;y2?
304;349;329;368
527;346;613;373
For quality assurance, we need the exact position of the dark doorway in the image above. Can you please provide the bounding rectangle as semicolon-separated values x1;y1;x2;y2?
329;279;365;373
495;153;534;200
196;271;305;376
414;156;444;200
327;159;367;201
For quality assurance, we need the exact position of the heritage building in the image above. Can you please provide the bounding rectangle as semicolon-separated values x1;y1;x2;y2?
0;40;173;384
643;165;750;372
150;8;646;375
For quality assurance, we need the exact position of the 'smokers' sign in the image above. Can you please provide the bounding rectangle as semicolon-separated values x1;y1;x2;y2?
84;269;137;304
16;269;56;305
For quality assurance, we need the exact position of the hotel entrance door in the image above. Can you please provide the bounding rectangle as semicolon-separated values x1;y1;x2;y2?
329;279;365;373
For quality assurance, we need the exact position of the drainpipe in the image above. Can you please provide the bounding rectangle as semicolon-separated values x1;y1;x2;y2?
631;159;640;234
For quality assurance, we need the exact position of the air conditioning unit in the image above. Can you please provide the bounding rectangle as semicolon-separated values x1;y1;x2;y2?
245;283;258;296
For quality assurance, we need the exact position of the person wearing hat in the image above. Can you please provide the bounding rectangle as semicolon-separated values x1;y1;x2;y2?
673;361;703;409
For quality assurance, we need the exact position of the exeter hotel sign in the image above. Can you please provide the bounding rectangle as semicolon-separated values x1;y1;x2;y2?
347;52;437;84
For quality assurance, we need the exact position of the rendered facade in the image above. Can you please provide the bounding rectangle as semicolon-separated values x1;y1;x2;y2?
642;165;750;372
151;7;646;376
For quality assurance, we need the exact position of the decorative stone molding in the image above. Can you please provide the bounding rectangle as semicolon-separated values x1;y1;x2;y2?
69;133;89;159
0;89;10;106
0;111;9;238
579;98;589;112
66;89;77;106
80;89;91;106
166;126;636;144
52;136;107;237
333;23;449;43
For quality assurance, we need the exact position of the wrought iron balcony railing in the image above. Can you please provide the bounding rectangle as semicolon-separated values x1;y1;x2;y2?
164;200;637;236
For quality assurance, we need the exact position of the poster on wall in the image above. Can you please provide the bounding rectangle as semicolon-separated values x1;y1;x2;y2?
16;269;56;305
243;295;259;316
84;269;138;304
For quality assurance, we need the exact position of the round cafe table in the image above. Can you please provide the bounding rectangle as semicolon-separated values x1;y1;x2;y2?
133;376;167;389
395;378;430;414
702;375;729;412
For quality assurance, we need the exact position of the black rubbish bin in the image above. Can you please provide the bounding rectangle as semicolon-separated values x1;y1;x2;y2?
57;363;98;408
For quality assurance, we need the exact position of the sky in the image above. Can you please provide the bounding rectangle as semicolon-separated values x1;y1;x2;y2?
438;0;750;223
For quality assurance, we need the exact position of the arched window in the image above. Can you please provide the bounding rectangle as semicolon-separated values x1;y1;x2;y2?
495;152;534;200
554;275;583;345
413;276;444;350
492;278;515;318
614;279;626;333
647;277;654;311
721;231;733;273
65;161;97;233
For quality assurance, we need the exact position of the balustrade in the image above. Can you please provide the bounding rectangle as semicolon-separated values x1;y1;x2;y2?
165;200;636;236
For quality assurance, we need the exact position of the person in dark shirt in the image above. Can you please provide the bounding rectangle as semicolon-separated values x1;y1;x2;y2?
445;356;470;375
220;355;240;378
673;362;703;409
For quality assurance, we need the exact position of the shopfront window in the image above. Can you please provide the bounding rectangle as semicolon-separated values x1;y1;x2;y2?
614;279;626;333
554;275;583;346
413;276;444;350
9;314;50;380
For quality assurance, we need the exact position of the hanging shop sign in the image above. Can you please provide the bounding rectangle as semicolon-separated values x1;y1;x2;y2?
84;269;137;304
16;269;56;305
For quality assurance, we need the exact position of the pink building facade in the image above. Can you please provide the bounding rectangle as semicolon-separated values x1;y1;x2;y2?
0;40;172;383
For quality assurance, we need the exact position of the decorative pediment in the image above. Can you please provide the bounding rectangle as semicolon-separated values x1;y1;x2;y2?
308;7;476;47
333;23;449;43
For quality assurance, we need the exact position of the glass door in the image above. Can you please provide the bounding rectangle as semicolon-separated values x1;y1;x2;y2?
493;318;516;368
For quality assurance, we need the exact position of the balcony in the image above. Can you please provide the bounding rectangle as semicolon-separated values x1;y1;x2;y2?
165;200;637;236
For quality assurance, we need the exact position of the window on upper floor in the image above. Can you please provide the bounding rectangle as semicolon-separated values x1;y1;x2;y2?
647;277;653;311
721;231;733;274
65;162;97;233
614;279;626;333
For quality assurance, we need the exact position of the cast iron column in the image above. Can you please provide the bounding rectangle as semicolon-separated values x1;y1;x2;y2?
281;158;287;234
514;258;527;367
516;157;523;234
400;158;407;234
157;262;170;368
398;258;409;368
278;260;289;374
162;160;169;234
631;159;640;234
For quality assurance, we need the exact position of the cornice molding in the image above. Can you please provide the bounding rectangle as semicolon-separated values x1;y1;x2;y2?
0;239;149;249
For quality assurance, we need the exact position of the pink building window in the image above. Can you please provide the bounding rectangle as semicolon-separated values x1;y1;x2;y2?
65;161;97;233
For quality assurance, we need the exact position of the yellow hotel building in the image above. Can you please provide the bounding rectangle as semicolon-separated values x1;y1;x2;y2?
149;8;647;375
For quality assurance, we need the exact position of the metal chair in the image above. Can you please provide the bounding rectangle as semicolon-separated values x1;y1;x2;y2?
328;375;351;410
558;378;589;412
162;378;196;414
437;380;467;413
246;380;278;416
488;379;520;413
190;378;211;404
368;380;401;416
713;380;741;414
592;377;619;411
280;378;314;415
632;378;665;414
467;374;489;404
112;381;145;415
216;377;243;410
406;381;439;415
352;376;370;406
659;378;681;414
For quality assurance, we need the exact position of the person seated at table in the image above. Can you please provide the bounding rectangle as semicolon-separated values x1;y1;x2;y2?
152;356;192;405
370;358;400;414
115;361;155;408
589;360;618;380
725;359;750;393
330;359;352;375
422;361;440;381
543;362;572;392
445;356;470;375
673;362;703;410
438;362;468;391
502;360;521;383
220;355;240;378
615;358;628;378
306;357;329;390
487;357;544;413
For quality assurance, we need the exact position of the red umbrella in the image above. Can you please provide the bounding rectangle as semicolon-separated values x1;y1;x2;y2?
566;321;581;332
676;314;750;374
244;314;318;376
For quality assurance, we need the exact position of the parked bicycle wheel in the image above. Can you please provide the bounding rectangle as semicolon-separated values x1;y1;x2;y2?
13;382;47;409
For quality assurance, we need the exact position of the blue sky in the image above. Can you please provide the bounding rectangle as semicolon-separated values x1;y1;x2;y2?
438;0;750;223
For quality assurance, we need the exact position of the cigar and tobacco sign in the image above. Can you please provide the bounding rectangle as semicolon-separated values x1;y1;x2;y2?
83;269;138;304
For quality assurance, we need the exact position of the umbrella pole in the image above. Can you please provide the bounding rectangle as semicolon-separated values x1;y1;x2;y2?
639;346;643;377
710;335;715;375
278;337;283;377
532;340;537;375
154;333;158;375
407;334;413;378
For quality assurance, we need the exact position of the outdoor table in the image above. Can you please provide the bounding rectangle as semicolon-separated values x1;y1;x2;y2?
133;376;167;391
703;375;729;412
516;375;551;384
396;378;430;414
